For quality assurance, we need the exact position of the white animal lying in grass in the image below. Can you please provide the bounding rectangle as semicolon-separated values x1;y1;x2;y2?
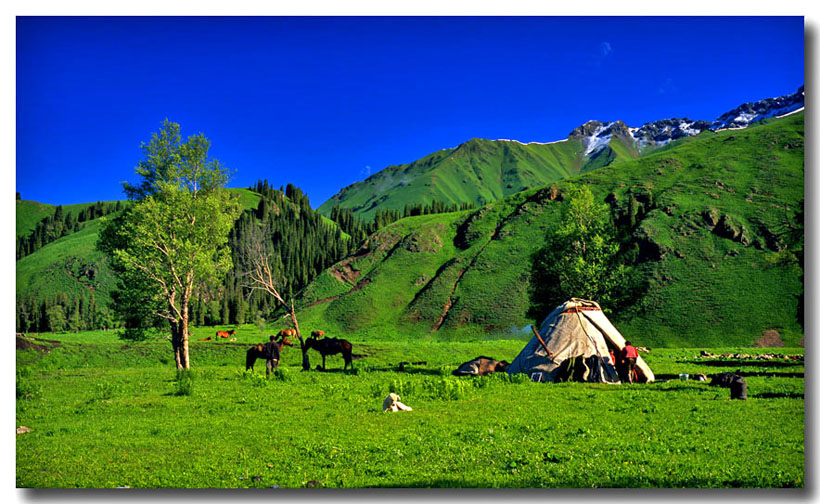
383;393;412;412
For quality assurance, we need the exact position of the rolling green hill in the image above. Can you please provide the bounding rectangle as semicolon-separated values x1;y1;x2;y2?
318;136;639;221
16;200;56;237
16;217;117;316
16;199;124;238
15;187;353;333
296;112;804;347
16;189;262;329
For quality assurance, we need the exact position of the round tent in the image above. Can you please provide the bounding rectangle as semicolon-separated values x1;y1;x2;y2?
507;298;654;383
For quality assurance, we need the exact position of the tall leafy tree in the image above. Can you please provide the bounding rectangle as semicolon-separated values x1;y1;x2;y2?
530;185;639;318
99;120;242;368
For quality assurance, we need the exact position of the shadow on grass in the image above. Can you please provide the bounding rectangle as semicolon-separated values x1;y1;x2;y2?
736;371;804;378
680;359;803;368
365;366;444;376
659;370;803;380
753;392;804;399
652;384;711;392
367;477;803;488
306;367;357;374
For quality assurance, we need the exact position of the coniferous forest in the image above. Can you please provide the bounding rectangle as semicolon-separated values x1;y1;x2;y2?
15;179;479;336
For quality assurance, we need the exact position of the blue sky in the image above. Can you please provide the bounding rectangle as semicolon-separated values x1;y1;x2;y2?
16;16;804;207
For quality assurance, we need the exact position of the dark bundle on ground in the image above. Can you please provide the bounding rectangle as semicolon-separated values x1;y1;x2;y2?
452;356;509;377
709;372;747;400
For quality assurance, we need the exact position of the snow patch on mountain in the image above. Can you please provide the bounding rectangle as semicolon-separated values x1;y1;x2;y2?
777;106;805;118
491;86;803;159
710;86;804;130
583;125;613;155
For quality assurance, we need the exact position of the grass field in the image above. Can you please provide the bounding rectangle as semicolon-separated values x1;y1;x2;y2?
16;327;804;488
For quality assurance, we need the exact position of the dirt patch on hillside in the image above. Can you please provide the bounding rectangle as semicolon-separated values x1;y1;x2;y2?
16;334;60;352
329;259;361;284
753;330;784;347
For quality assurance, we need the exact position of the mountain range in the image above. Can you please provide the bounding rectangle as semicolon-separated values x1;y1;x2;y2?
317;86;804;221
300;108;804;346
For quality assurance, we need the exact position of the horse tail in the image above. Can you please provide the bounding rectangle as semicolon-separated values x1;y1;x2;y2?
245;347;255;370
342;340;353;366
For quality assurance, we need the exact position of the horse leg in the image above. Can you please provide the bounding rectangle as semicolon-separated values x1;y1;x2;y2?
322;354;326;371
266;359;273;378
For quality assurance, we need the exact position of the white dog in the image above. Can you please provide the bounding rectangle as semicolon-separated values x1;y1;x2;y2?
383;392;413;412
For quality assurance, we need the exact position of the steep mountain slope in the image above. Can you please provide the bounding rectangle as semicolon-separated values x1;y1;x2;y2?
317;137;635;222
296;112;804;347
319;87;804;221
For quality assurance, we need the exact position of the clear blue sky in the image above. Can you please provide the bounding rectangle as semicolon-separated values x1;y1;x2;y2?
16;16;804;207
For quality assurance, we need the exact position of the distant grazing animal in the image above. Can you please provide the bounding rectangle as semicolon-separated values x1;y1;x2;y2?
246;335;294;377
217;329;236;339
198;336;212;342
304;334;353;370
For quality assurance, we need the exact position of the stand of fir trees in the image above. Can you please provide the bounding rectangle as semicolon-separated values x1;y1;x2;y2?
16;290;113;334
189;180;353;328
16;201;123;259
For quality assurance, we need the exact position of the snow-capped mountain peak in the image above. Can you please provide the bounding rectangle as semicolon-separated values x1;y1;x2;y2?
564;86;804;156
711;86;804;130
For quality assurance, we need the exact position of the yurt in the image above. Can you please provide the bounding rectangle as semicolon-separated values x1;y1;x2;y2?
507;298;654;383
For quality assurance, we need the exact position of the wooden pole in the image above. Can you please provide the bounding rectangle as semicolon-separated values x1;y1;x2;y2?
531;325;552;357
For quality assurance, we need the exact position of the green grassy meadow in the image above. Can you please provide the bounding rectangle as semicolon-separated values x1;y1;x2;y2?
16;328;803;488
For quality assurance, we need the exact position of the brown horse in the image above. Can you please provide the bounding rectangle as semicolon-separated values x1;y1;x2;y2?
246;335;294;377
304;334;353;370
217;329;236;339
277;328;297;339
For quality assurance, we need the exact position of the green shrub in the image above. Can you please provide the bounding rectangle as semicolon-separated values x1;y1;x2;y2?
174;370;194;396
16;373;41;401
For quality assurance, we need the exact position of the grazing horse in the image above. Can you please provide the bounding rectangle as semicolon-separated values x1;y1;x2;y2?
246;335;294;377
198;336;212;342
277;328;297;339
217;329;236;339
304;334;353;370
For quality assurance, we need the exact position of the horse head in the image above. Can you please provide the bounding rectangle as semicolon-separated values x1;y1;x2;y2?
281;336;294;347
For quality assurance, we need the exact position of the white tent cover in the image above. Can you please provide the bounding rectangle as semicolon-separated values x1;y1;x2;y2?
507;298;655;383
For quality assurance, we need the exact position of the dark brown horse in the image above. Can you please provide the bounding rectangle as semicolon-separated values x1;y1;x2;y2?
304;333;353;370
246;335;294;377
